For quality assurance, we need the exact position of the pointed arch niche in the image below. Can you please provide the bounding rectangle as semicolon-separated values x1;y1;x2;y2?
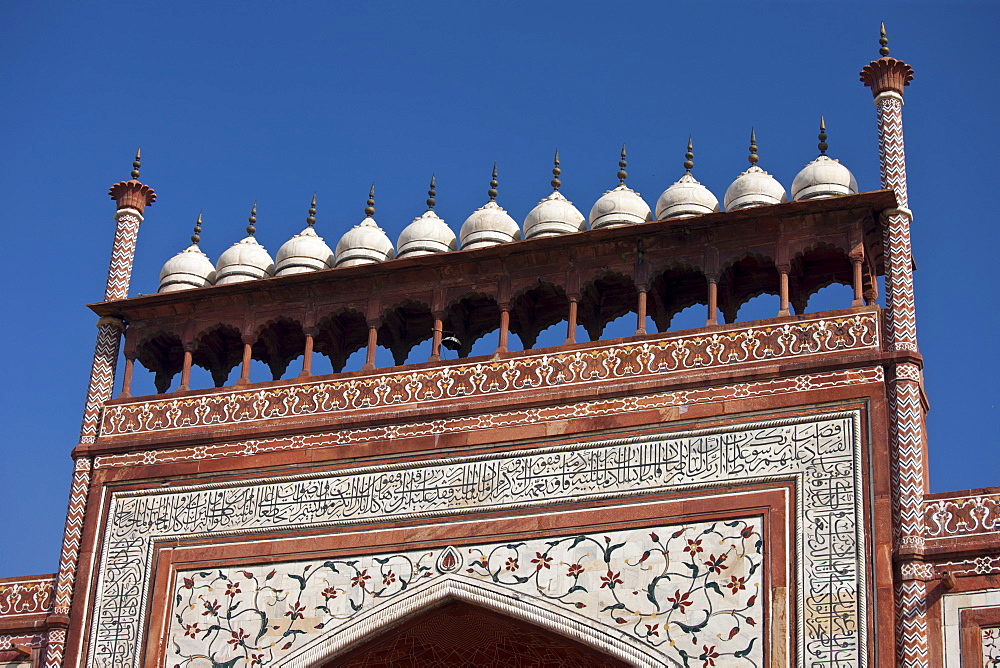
281;575;657;668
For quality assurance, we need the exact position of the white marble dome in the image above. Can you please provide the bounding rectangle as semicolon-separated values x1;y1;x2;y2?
723;165;788;210
791;155;858;201
655;173;720;220
275;225;334;276
335;217;395;267
524;191;586;239
397;210;456;258
215;236;275;285
589;184;652;229
460;200;521;250
158;244;216;292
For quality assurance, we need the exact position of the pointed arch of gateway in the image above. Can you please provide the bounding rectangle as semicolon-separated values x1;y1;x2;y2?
278;574;664;667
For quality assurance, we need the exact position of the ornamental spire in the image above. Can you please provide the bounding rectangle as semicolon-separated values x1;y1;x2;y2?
247;202;257;236
427;175;436;210
683;136;694;174
818;117;828;156
551;150;562;191
748;129;759;166
879;22;890;57
306;193;317;227
191;211;203;245
488;163;498;201
131;147;141;180
617;144;628;184
365;183;376;217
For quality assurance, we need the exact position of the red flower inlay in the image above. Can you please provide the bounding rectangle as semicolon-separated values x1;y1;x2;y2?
645;623;659;637
600;569;623;589
227;627;249;647
183;623;200;638
504;557;519;572
225;581;241;597
567;563;584;578
667;589;693;613
701;644;720;667
351;569;371;589
286;602;306;620
531;552;552;571
382;571;397;586
684;538;703;556
704;553;728;574
725;575;747;594
201;599;221;616
321;586;337;599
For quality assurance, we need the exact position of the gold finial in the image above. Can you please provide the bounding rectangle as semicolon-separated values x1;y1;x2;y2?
684;135;694;173
427;175;437;210
191;211;203;245
306;192;317;227
131;147;141;180
365;183;376;217
617;144;628;183
748;129;759;166
818;117;828;155
551;150;562;191
247;201;257;236
488;163;498;201
879;22;890;57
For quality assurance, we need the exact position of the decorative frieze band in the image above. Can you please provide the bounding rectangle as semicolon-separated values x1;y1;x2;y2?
0;577;54;617
924;492;1000;539
93;366;884;470
99;312;879;438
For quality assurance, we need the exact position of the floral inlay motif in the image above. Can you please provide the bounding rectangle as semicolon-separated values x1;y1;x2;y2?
984;627;1000;667
169;520;763;666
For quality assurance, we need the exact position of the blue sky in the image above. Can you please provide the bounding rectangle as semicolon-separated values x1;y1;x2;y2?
0;2;996;578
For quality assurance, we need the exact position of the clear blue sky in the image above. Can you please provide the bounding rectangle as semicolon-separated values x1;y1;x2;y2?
0;2;996;578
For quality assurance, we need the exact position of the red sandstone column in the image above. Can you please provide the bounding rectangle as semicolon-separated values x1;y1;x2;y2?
299;329;316;378
635;288;647;335
363;321;378;370
705;277;718;326
429;313;444;362
119;355;135;399
777;266;791;317
851;257;865;307
565;296;578;344
178;346;194;391
496;305;510;354
49;152;155;668
861;28;928;668
236;339;253;386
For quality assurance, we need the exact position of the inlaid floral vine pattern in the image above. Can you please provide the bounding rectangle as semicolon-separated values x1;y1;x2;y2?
169;520;763;666
984;627;1000;667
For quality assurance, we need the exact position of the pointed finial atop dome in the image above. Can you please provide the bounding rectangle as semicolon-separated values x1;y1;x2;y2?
551;150;562;191
617;144;628;183
131;147;141;180
427;175;437;210
684;136;694;173
247;201;257;236
488;163;499;201
748;129;759;166
818;117;828;155
879;22;890;57
365;183;376;217
306;192;317;227
192;211;203;244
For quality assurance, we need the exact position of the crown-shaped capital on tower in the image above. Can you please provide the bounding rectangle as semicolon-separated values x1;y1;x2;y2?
108;147;156;213
859;22;914;97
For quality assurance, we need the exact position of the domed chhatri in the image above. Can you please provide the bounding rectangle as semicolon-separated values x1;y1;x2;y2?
589;145;652;229
275;193;335;276
335;184;396;268
397;176;458;258
523;150;586;239
215;202;277;285
723;129;788;210
158;212;217;293
791;118;859;201
655;137;720;220
460;163;521;250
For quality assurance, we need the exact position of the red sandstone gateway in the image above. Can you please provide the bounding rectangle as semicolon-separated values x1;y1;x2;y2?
1;27;997;668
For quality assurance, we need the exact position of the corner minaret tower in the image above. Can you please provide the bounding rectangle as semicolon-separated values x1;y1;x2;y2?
861;24;927;668
46;151;156;667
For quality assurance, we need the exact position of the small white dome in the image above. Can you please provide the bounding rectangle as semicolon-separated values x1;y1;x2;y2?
460;200;521;250
655;173;720;219
158;244;216;293
523;191;586;239
335;217;395;267
723;165;788;210
589;184;652;229
215;236;275;285
275;226;334;276
791;155;858;201
397;210;457;258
